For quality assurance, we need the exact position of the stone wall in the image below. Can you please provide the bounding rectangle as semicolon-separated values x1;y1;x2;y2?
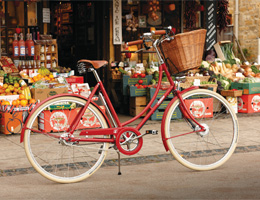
228;0;260;62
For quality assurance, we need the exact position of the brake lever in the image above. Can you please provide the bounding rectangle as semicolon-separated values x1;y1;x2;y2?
134;46;151;53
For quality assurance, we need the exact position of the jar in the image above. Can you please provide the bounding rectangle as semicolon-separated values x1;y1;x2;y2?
40;54;45;61
40;45;45;53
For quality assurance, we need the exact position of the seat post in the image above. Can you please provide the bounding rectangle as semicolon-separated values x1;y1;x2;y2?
88;68;101;82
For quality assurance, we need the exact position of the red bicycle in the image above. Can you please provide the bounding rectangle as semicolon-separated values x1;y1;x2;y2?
20;27;238;183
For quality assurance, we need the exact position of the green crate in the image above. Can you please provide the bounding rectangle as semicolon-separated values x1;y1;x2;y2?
150;107;182;121
122;75;152;96
231;82;260;94
48;104;72;110
148;87;174;100
128;86;147;97
151;99;171;110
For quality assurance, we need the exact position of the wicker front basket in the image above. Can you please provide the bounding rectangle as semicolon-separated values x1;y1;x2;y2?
161;29;207;74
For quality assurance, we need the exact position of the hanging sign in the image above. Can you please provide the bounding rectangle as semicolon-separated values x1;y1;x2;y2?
113;0;122;44
43;8;50;23
205;0;217;51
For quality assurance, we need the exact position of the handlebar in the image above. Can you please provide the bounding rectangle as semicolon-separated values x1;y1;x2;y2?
127;40;143;46
152;30;166;35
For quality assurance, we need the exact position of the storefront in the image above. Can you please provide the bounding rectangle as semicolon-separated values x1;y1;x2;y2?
1;0;258;135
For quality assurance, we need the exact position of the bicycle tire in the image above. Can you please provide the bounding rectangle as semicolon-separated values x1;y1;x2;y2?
164;89;238;171
23;96;109;183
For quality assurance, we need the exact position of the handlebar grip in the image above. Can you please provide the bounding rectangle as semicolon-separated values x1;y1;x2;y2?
152;30;166;35
127;40;143;46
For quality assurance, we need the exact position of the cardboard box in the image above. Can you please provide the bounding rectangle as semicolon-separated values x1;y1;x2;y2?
226;96;238;113
231;82;260;95
0;111;23;134
238;94;260;113
31;87;68;102
184;98;213;118
0;95;19;104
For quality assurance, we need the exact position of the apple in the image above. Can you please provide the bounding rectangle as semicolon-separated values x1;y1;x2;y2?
3;84;8;89
9;86;14;91
14;83;19;88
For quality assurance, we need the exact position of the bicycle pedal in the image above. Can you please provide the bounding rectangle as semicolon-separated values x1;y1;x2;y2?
145;130;158;135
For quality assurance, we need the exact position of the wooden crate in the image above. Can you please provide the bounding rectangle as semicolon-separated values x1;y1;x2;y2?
129;96;147;117
35;39;58;69
221;90;243;97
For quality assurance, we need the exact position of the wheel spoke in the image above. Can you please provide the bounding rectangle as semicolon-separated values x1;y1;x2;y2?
165;89;238;170
24;97;109;183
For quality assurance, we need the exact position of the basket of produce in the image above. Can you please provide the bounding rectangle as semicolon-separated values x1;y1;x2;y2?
185;75;210;84
161;29;207;74
199;80;218;92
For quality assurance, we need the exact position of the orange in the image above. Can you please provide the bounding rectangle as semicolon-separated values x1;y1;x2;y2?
2;101;10;106
19;94;26;100
37;74;42;79
33;76;38;82
20;99;28;107
29;99;36;104
16;100;20;106
12;100;18;107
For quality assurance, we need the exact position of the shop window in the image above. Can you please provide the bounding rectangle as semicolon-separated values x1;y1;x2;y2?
27;2;38;26
0;1;5;26
7;1;25;27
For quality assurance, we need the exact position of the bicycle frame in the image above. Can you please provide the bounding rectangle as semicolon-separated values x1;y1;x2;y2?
20;63;204;152
20;32;206;153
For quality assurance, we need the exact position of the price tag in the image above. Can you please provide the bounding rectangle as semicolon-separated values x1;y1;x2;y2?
236;72;243;77
193;79;200;86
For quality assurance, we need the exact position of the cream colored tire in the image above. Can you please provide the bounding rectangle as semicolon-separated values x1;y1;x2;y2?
24;96;109;183
164;89;239;171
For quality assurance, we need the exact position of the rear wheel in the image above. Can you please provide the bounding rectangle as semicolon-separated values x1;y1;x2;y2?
164;89;238;170
24;96;109;183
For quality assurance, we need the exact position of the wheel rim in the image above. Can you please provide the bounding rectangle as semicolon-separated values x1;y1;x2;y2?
165;89;238;170
24;97;109;183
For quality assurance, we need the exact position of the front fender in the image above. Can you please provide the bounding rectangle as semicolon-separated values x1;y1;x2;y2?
20;93;111;143
161;86;198;151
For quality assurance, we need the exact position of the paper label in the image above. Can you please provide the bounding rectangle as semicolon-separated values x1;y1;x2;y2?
193;79;200;86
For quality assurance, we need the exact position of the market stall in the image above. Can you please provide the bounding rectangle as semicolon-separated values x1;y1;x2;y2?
0;33;87;135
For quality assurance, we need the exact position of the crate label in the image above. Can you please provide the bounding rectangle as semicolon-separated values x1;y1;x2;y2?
251;95;260;111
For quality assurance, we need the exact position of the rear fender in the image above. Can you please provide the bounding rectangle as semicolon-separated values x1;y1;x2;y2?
20;93;112;143
161;86;198;151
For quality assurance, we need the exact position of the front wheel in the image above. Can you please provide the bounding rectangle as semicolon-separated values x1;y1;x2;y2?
23;96;109;183
164;89;239;171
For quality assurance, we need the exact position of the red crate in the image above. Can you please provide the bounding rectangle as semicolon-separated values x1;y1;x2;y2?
39;106;105;132
238;94;260;113
0;111;23;134
184;98;213;118
66;76;84;85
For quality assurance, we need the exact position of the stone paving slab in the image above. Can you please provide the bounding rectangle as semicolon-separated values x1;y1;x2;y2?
0;113;259;176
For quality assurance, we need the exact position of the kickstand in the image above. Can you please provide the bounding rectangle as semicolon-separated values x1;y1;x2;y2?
116;150;122;175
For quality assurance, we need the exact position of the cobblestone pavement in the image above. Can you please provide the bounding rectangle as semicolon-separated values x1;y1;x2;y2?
0;113;259;177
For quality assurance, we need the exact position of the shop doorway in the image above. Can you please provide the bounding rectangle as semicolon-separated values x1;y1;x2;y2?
50;1;109;86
